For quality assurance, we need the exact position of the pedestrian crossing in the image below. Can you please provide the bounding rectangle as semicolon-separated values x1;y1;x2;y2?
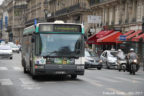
0;66;23;71
0;66;144;91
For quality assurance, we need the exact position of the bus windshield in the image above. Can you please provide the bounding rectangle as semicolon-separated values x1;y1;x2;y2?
35;34;83;57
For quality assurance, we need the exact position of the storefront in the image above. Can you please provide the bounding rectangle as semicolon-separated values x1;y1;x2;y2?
87;30;123;55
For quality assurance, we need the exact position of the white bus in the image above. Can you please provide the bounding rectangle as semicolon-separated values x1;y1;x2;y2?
22;21;85;79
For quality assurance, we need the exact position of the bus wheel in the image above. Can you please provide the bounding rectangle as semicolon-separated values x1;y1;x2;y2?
71;75;77;79
24;67;28;73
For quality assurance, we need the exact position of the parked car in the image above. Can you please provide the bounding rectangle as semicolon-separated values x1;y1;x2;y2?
100;50;118;69
9;44;20;53
84;50;102;70
0;45;13;59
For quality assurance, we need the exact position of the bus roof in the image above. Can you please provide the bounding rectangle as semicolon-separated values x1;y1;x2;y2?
23;22;84;36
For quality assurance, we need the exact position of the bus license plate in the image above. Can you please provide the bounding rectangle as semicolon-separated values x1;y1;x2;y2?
55;71;66;74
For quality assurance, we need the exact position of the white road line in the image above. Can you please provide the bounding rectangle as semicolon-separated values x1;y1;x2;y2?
0;79;13;85
114;77;140;84
19;78;40;90
19;78;35;85
13;67;23;71
96;77;120;83
133;77;144;81
0;67;8;71
106;88;130;96
80;77;103;87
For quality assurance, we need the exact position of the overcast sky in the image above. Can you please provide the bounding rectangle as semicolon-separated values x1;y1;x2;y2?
0;0;4;5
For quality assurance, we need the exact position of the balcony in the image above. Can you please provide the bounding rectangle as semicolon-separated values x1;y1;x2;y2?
90;0;117;6
54;3;87;17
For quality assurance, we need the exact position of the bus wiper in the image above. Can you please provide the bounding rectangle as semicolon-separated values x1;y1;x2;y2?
43;51;58;58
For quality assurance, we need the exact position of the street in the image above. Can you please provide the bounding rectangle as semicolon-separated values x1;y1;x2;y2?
0;53;144;96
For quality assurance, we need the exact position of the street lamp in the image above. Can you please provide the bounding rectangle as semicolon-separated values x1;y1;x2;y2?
44;9;48;21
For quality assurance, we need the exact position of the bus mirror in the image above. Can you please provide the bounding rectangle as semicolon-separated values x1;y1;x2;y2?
84;34;87;41
31;37;35;43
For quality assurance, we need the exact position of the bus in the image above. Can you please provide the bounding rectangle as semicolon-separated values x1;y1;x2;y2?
22;21;85;79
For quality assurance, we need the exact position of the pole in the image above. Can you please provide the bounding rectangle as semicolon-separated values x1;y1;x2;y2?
12;0;15;42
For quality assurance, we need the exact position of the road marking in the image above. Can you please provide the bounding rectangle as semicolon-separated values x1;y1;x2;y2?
19;78;35;85
19;78;40;90
97;77;120;83
80;77;103;87
0;79;13;85
13;67;23;71
0;67;8;70
133;77;144;81
106;88;129;96
114;77;140;84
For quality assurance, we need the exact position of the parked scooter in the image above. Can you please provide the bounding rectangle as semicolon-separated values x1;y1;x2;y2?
128;59;140;75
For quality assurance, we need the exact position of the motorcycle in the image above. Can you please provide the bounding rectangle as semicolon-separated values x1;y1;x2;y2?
117;56;127;72
128;59;140;75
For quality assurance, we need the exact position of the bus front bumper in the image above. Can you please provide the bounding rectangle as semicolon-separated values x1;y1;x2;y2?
34;64;84;75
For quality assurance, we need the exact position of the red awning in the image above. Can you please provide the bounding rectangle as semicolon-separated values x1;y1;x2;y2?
132;33;144;42
123;30;135;36
126;30;142;40
87;30;114;44
97;31;123;43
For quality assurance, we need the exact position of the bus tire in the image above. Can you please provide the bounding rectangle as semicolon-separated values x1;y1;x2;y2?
71;75;77;79
24;67;28;73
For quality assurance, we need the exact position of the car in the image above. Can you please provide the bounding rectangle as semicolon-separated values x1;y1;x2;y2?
9;44;20;53
0;45;13;59
84;50;103;70
100;50;118;69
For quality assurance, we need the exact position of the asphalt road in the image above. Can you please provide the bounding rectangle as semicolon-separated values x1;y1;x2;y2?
0;53;144;96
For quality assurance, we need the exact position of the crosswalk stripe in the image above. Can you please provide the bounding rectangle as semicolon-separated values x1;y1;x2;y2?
19;78;35;85
0;79;13;85
0;67;8;70
114;77;140;83
19;78;40;90
96;77;120;83
13;67;23;71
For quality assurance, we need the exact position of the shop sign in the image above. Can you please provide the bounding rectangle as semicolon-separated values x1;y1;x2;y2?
119;35;126;41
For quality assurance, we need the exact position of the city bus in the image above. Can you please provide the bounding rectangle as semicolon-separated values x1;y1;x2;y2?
21;21;85;79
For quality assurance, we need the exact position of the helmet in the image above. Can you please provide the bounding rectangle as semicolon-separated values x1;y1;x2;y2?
130;48;134;51
118;49;122;52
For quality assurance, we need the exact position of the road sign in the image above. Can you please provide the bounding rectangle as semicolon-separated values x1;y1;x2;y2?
88;15;101;24
119;35;126;41
34;19;37;26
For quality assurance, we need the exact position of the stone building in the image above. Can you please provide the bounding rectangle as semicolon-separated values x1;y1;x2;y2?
7;0;27;43
47;0;90;32
25;0;47;26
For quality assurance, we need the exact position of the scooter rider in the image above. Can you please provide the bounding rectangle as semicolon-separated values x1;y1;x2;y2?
127;48;138;72
127;48;138;62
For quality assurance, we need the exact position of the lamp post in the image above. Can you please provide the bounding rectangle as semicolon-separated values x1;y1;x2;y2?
44;9;48;21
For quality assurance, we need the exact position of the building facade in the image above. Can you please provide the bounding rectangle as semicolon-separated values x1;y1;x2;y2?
25;0;46;26
7;0;27;43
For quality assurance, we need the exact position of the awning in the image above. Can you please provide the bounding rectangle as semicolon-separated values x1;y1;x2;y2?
132;33;144;42
87;30;114;44
123;30;135;36
126;30;142;40
97;31;123;43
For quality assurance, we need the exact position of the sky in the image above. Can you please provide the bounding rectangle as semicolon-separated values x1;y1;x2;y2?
0;0;4;5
